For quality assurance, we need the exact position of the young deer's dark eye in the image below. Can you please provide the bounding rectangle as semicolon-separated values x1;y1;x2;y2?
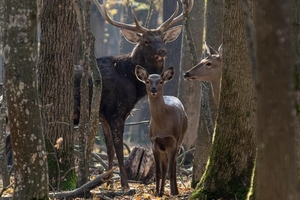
145;80;150;84
145;40;150;45
159;80;163;84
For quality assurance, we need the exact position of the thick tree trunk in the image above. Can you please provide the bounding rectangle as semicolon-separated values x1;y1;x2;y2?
255;0;299;199
3;1;49;198
38;0;76;190
190;1;256;199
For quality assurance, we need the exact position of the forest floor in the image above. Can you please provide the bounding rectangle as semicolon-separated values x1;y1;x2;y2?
0;175;193;199
0;143;195;199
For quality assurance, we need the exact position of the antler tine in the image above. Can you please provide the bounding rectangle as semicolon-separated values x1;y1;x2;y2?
93;0;148;33
157;1;179;31
130;8;148;33
168;0;194;27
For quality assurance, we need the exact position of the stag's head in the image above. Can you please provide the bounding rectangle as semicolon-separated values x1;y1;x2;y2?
93;0;194;63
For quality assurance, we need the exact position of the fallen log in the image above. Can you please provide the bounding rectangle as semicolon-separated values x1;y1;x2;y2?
50;167;114;200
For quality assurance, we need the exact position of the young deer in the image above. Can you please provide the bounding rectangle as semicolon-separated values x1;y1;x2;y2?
135;65;188;196
183;43;222;105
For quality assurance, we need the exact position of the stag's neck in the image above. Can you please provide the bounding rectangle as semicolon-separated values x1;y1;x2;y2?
148;95;168;123
211;79;220;106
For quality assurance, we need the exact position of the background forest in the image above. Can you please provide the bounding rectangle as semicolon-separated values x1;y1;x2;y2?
0;0;299;199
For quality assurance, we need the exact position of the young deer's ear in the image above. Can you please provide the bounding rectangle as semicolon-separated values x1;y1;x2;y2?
135;65;149;83
161;66;175;82
121;29;141;44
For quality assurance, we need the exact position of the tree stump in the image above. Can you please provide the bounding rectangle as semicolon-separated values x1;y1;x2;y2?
125;146;155;184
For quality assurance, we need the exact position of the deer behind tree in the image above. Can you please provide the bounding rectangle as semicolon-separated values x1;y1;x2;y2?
184;43;222;105
74;0;194;189
135;65;188;196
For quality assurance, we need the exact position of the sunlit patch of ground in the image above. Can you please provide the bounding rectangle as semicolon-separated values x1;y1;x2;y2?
89;173;193;200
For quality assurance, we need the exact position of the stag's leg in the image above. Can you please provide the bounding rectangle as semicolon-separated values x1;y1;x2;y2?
100;119;114;171
168;150;179;196
109;118;129;189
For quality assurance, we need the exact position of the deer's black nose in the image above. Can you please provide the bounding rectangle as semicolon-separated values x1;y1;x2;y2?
157;49;167;57
150;87;158;93
183;72;189;78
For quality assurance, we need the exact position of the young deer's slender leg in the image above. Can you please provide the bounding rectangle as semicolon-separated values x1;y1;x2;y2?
160;153;168;196
168;150;179;195
153;150;162;195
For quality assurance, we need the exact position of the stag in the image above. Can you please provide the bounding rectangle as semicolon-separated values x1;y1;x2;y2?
74;0;194;189
183;43;222;104
135;65;188;196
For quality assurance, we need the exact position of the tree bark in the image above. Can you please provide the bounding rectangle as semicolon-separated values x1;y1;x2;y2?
190;1;256;199
178;0;205;151
191;0;224;188
293;0;300;177
255;0;300;199
0;2;10;187
163;0;183;96
3;0;49;198
38;0;76;190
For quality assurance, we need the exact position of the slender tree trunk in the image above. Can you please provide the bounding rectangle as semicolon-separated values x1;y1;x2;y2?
164;0;182;96
3;0;49;198
178;0;205;151
190;1;256;199
0;1;10;187
38;0;76;190
75;0;102;186
191;0;224;188
293;0;300;177
255;0;300;199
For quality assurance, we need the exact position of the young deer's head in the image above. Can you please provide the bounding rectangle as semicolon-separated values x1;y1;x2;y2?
135;65;175;97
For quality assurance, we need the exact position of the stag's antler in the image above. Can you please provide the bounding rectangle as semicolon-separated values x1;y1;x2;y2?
93;0;193;33
158;0;194;31
93;0;148;33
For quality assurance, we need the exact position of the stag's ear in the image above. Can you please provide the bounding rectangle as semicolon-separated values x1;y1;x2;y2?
121;29;141;44
163;25;182;43
135;65;149;83
161;66;175;82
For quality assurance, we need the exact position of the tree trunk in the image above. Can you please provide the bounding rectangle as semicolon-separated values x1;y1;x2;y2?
190;1;256;199
191;0;224;188
38;0;76;190
255;0;300;199
163;0;182;96
293;0;300;177
178;0;205;151
3;1;49;198
74;0;102;186
0;2;10;187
